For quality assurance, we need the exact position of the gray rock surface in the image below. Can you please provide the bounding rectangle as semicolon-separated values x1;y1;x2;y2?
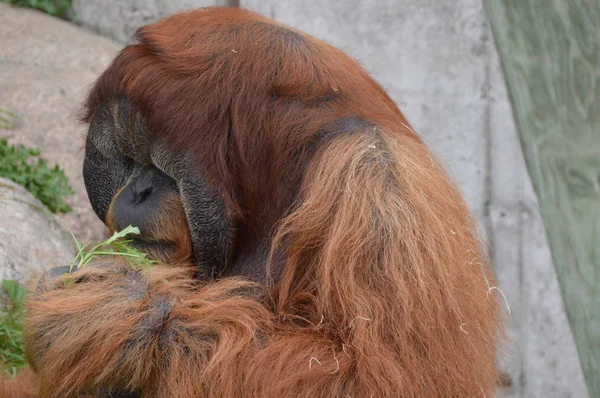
0;178;75;286
0;3;119;243
71;0;231;44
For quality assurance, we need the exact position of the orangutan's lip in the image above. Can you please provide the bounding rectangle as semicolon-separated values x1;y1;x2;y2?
128;238;176;256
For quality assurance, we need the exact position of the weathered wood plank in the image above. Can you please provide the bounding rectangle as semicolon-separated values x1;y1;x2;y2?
488;36;588;398
520;179;589;397
484;1;600;395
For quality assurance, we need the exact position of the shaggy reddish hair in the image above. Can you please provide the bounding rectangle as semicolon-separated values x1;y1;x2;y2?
19;7;500;397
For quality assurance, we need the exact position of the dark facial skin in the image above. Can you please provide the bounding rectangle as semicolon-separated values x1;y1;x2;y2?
107;164;179;253
109;164;178;231
82;99;230;275
82;101;134;225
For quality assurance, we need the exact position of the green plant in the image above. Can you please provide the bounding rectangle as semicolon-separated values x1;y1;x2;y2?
0;138;74;213
0;280;27;377
0;109;19;130
2;0;72;17
69;225;156;272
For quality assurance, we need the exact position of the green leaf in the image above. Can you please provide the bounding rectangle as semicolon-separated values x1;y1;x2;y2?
0;138;74;213
0;279;27;375
105;226;141;246
3;0;72;17
1;280;24;308
0;108;19;130
68;225;155;271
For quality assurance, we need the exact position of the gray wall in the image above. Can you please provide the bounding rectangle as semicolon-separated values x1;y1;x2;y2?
71;1;589;396
71;0;232;43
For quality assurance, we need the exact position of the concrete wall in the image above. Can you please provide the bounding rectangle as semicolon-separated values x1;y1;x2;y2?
70;0;232;43
69;1;589;396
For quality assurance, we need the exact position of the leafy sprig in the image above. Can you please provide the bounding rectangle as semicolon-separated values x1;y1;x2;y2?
69;225;156;272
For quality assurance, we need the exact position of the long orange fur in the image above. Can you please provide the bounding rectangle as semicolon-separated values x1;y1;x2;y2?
18;7;500;397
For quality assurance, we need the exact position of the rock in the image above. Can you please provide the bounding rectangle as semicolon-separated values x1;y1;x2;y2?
0;3;120;243
0;178;75;286
70;0;229;44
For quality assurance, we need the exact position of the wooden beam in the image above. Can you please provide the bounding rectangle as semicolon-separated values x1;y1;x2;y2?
484;1;599;396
